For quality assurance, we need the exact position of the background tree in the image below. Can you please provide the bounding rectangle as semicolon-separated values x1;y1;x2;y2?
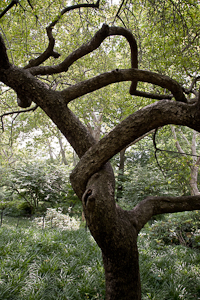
171;126;200;195
0;1;200;299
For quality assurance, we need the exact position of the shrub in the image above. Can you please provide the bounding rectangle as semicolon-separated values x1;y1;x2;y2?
147;211;200;249
33;207;80;230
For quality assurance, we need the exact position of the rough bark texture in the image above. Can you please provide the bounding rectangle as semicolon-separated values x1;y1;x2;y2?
1;20;200;299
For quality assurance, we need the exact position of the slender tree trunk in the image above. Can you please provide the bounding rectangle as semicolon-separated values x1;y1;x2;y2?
47;139;54;162
190;130;200;195
116;148;126;201
57;130;68;165
0;210;3;227
73;150;79;167
171;126;200;195
190;164;200;195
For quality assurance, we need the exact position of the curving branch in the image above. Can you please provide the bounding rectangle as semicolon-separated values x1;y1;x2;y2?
24;28;60;69
133;195;200;233
61;68;187;104
24;0;100;69
29;25;138;86
70;100;198;198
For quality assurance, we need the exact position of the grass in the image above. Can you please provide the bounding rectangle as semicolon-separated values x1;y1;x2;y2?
139;230;200;300
0;218;105;300
0;215;200;299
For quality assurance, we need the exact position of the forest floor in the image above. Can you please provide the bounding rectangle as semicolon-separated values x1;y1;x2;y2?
0;214;199;300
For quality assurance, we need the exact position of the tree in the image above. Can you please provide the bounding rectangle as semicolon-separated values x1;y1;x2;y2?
0;1;200;299
171;126;200;195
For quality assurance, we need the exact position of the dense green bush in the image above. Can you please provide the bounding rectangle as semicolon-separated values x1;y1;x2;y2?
146;211;200;249
2;162;80;215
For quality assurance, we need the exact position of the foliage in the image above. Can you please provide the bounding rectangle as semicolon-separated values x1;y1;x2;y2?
147;211;200;250
3;162;78;214
115;135;189;209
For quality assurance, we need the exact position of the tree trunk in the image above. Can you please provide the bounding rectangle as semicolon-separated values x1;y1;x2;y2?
0;209;3;227
190;130;200;195
47;138;54;162
190;164;200;195
171;126;200;195
57;130;68;165
102;245;141;300
80;164;141;299
116;148;126;201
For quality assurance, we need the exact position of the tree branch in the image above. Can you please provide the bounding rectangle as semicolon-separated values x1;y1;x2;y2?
70;100;198;198
24;27;60;69
61;68;187;103
170;125;185;155
0;33;11;70
133;195;200;233
184;75;200;94
0;0;19;20
48;1;100;30
133;90;173;100
24;0;100;69
113;0;125;24
29;24;138;94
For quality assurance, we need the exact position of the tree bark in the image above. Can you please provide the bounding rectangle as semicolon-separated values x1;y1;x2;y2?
82;164;141;299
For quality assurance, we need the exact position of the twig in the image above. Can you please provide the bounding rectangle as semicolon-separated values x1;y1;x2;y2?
0;0;19;19
0;104;38;132
113;0;125;24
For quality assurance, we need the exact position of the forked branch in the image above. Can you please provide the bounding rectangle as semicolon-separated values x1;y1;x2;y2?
24;0;100;69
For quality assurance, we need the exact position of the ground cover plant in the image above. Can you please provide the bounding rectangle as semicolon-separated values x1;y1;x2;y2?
0;218;105;300
0;215;199;300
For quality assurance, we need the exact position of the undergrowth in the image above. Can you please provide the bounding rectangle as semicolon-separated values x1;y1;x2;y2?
0;213;199;300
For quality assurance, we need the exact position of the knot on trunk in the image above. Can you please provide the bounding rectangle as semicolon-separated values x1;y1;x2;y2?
82;189;95;212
